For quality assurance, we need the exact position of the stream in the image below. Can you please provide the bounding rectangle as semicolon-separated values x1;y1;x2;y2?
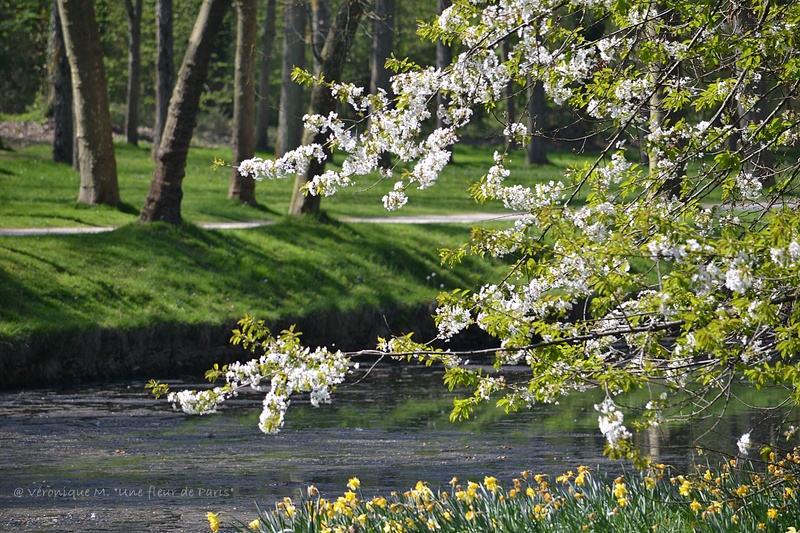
0;363;792;532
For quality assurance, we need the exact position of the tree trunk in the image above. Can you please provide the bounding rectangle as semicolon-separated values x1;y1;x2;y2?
139;0;230;224
311;0;331;76
275;0;307;157
228;0;258;204
370;0;394;168
501;38;517;150
647;10;684;198
526;76;548;165
57;0;119;207
732;6;775;188
124;0;143;146
153;0;174;156
52;0;74;164
288;0;365;216
436;0;452;132
255;0;277;152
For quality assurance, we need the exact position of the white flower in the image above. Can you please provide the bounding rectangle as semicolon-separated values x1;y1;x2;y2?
595;398;632;450
737;432;752;456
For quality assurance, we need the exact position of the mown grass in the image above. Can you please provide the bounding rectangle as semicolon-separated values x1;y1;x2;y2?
0;139;590;341
0;140;590;228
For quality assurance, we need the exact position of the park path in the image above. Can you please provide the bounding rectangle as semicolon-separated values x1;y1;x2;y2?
0;213;519;236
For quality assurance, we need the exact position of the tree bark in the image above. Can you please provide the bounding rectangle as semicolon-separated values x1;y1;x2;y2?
288;0;365;216
228;0;259;204
732;6;775;188
255;0;277;152
153;0;174;156
57;0;119;207
275;0;307;157
124;0;143;146
436;0;452;132
139;0;230;224
52;0;74;164
370;0;394;168
526;76;548;165
311;0;331;76
501;38;517;150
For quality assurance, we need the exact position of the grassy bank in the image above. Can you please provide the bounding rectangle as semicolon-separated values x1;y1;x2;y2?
0;140;590;384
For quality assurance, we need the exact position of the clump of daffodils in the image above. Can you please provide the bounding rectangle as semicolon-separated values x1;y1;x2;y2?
214;452;800;532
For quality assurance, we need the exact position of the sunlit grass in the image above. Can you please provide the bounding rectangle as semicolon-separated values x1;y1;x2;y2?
0;141;592;228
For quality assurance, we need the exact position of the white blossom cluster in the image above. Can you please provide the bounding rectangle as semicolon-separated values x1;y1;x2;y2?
168;339;351;434
199;0;800;447
595;398;632;450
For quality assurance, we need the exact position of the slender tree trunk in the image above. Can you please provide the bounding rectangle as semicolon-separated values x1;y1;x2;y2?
228;0;258;204
124;0;143;146
436;0;452;132
647;8;684;198
733;6;775;188
275;0;307;157
501;38;517;149
139;0;230;224
255;0;277;152
288;0;365;216
52;0;74;164
153;0;174;156
57;0;119;206
311;0;331;76
370;0;394;168
526;76;548;165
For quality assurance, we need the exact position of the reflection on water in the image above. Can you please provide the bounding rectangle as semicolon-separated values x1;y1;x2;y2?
0;363;796;532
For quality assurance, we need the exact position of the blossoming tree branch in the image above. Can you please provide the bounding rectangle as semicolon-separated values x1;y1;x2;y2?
150;0;800;462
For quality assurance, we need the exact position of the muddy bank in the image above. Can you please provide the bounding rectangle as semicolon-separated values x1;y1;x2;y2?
0;303;493;389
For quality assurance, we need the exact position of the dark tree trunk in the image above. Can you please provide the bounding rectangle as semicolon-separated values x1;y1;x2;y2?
732;6;775;188
139;0;230;224
52;0;74;164
288;0;365;216
501;38;516;149
526;76;548;165
311;0;331;76
275;0;307;157
436;0;452;132
57;0;119;206
153;0;174;156
228;0;258;204
124;0;143;146
255;0;277;152
370;0;394;168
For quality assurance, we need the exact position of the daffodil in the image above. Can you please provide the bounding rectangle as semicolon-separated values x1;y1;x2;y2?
690;500;702;514
484;476;499;493
248;518;261;530
768;508;779;520
347;477;361;491
206;511;220;533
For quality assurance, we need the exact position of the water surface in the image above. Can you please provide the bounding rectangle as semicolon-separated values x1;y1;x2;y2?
0;363;791;532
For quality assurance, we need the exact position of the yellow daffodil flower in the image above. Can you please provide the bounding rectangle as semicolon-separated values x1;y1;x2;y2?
206;511;220;532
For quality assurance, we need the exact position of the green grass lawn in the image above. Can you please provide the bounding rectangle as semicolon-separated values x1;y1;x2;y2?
1;139;589;341
0;140;589;228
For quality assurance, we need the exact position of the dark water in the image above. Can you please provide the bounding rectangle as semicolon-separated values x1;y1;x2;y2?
0;363;792;532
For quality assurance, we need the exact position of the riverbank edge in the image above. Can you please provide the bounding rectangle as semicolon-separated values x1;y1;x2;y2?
0;302;491;390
